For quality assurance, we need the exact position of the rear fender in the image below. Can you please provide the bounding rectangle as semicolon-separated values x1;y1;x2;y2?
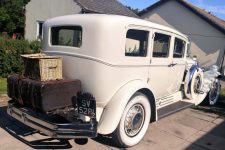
97;80;156;135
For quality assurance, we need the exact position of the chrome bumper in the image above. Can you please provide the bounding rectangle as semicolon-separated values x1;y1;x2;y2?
7;100;97;139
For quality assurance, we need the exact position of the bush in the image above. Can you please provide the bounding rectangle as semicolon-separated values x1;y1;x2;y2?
29;40;42;53
0;36;41;77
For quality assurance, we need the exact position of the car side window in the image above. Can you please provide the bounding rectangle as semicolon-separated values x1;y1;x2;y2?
173;38;186;58
153;33;171;58
125;29;149;57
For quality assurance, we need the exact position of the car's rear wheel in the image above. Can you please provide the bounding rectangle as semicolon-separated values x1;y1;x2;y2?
112;92;151;147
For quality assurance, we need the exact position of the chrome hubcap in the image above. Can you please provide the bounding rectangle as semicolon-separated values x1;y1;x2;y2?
124;104;145;137
194;76;202;93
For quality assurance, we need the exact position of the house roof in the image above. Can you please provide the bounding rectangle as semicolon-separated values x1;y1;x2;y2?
138;0;225;34
74;0;139;18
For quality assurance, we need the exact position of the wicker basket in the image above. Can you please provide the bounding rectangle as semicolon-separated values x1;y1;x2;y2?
21;53;63;81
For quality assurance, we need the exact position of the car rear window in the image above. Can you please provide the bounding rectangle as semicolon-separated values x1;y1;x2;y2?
51;26;82;47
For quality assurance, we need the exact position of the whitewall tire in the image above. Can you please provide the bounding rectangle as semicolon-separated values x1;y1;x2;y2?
190;69;204;99
112;92;151;147
184;68;204;99
208;80;221;105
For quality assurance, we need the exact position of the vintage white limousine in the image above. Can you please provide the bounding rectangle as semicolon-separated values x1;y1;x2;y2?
7;14;220;147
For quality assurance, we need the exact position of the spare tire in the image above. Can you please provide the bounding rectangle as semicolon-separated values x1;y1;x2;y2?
184;65;204;99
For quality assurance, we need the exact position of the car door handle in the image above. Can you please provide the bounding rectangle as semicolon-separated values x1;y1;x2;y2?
168;63;177;67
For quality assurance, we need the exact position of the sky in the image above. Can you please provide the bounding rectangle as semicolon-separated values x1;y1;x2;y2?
120;0;225;20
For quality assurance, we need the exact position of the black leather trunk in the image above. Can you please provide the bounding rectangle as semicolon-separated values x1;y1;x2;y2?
7;75;22;104
7;75;81;112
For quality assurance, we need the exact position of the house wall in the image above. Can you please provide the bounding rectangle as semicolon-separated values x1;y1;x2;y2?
141;1;225;70
25;0;82;40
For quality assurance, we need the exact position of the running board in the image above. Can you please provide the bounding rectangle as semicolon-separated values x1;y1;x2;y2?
157;101;194;119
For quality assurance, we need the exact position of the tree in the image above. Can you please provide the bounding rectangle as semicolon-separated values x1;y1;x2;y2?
126;6;140;15
0;0;30;35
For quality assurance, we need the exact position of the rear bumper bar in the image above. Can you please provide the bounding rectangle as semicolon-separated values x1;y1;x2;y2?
7;100;97;139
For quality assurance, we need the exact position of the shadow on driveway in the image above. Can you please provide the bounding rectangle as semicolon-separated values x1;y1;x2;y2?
185;102;225;150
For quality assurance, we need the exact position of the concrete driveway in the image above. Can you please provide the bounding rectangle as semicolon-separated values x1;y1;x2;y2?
0;95;225;150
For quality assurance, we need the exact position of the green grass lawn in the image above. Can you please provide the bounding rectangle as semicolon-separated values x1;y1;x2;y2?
0;78;7;94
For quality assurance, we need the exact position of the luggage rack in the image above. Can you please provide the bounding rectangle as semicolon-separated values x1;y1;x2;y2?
7;100;98;139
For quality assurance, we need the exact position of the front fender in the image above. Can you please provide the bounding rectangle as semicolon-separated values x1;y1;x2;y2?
97;79;155;134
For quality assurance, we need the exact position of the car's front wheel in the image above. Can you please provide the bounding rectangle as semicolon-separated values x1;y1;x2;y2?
202;80;221;105
112;92;151;147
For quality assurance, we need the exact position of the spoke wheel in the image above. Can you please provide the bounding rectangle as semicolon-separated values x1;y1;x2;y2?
208;80;221;105
112;92;151;148
124;104;145;137
194;75;202;94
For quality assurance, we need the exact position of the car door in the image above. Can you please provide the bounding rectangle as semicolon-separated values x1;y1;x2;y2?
169;36;187;93
148;30;174;98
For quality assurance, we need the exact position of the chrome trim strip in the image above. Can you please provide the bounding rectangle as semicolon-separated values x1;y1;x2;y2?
45;51;185;68
45;51;150;68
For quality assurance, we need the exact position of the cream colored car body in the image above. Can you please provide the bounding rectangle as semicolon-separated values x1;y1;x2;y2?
42;14;206;135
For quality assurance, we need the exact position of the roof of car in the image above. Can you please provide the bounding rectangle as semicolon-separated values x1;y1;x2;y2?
45;14;188;40
74;0;139;18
